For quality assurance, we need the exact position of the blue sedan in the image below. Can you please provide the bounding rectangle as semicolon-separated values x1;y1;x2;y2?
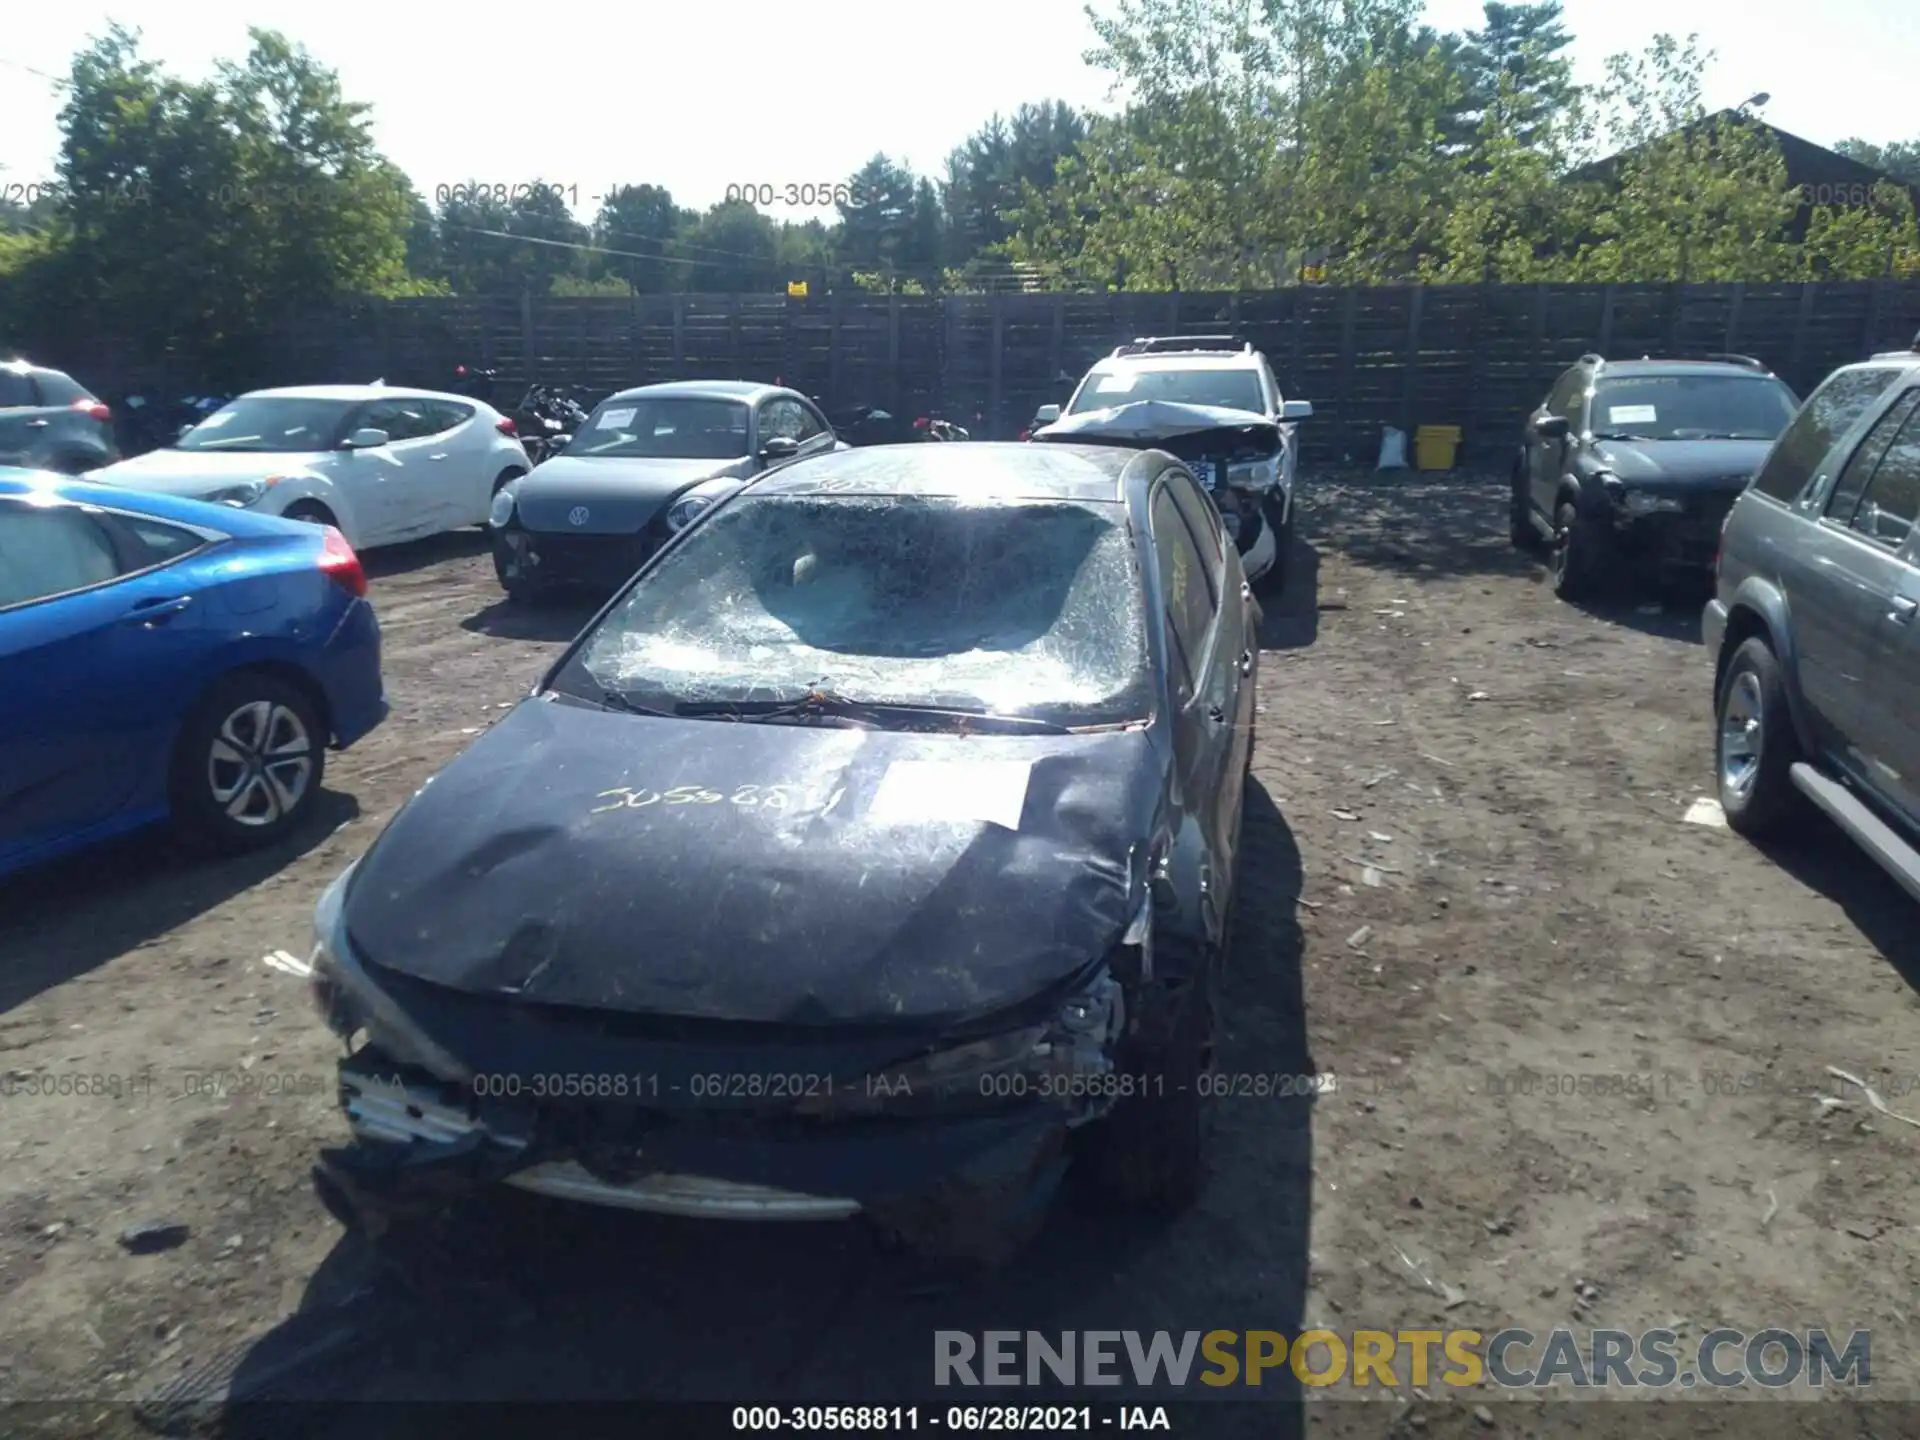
0;468;387;877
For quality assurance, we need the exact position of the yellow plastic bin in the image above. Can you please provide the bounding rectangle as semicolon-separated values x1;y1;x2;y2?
1414;425;1461;471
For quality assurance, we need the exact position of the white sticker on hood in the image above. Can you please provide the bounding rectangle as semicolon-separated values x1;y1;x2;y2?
868;760;1031;831
596;406;637;429
1609;405;1657;424
1093;372;1136;394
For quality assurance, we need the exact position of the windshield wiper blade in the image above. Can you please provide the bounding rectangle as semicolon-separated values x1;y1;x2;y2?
672;692;1069;733
595;689;674;717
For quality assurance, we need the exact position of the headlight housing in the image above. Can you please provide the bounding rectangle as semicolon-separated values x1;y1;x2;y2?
1622;489;1685;515
796;968;1126;1118
489;485;517;527
665;492;716;532
1226;456;1281;490
308;864;473;1082
204;479;269;507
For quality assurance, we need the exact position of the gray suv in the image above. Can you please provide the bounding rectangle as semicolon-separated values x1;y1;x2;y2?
1706;351;1920;903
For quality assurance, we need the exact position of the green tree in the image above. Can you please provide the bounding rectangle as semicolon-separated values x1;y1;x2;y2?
942;102;1088;263
1831;139;1920;189
1456;2;1577;155
1571;36;1799;281
591;183;679;292
35;24;415;380
677;200;779;292
1801;182;1920;279
835;155;943;281
433;181;587;295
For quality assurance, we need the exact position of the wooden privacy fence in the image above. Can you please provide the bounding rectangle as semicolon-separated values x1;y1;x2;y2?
87;281;1920;463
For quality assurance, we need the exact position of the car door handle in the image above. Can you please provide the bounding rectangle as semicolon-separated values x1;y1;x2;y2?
1890;596;1918;625
1238;648;1254;675
1207;703;1227;724
429;452;449;460
25;418;49;428
123;595;193;625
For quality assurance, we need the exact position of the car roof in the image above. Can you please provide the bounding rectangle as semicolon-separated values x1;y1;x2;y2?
1;359;65;379
239;384;477;403
0;466;305;536
1591;361;1778;379
1089;352;1265;373
602;380;780;404
748;441;1135;503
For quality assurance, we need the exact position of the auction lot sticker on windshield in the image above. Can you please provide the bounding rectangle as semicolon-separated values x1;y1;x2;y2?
1093;373;1136;394
868;760;1031;830
1609;405;1658;424
596;406;637;429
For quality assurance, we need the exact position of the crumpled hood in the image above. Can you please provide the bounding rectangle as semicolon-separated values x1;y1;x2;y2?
1035;401;1281;475
1594;438;1773;489
341;696;1158;1029
86;448;326;492
513;455;751;534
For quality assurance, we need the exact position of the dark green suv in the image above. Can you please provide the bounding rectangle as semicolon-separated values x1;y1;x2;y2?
1705;351;1920;904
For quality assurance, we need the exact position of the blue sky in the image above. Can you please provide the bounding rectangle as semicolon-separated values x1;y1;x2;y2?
2;0;1914;222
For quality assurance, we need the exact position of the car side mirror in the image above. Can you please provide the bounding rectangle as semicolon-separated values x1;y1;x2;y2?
1033;404;1061;426
546;432;570;454
177;421;196;440
344;427;390;449
760;436;801;463
1280;400;1313;421
1535;415;1570;440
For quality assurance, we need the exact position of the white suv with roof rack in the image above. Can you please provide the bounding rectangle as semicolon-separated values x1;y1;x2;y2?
1036;336;1312;592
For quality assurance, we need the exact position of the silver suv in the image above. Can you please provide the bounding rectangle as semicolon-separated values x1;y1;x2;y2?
1706;349;1920;903
1047;337;1311;592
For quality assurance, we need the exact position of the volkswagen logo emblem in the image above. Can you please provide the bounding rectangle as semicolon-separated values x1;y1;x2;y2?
568;506;590;527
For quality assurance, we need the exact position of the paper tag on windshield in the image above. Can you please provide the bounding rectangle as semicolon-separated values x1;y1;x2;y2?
868;760;1030;831
1093;373;1136;394
596;406;637;429
1609;405;1657;424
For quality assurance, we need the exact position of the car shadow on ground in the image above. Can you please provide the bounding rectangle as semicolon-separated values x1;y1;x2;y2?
0;791;359;1014
360;528;491;580
1312;469;1537;583
1755;812;1920;995
1257;534;1320;652
460;595;604;643
1561;584;1710;645
170;783;1313;1437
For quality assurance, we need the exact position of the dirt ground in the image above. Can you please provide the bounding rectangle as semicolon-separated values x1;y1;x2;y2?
2;467;1917;1437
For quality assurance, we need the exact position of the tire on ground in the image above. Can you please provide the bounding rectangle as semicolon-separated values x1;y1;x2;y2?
168;669;326;853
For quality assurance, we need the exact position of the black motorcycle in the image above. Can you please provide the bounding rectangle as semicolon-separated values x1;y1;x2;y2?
451;364;499;404
511;383;592;464
115;392;230;456
820;402;919;447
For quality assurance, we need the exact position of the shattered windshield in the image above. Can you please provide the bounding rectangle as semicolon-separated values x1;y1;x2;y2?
559;492;1150;727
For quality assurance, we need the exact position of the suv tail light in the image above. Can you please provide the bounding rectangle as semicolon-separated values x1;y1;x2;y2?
496;416;517;436
74;398;111;423
318;526;367;597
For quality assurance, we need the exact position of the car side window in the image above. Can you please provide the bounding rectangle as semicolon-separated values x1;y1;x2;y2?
794;402;828;442
429;400;474;433
1165;468;1226;576
1544;368;1584;422
357;398;435;442
111;514;208;570
1752;365;1905;503
1844;407;1920;550
760;399;806;441
0;503;125;609
0;371;35;407
1825;389;1920;524
35;372;85;405
1151;485;1217;701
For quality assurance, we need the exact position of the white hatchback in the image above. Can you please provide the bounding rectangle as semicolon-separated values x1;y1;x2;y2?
85;385;532;549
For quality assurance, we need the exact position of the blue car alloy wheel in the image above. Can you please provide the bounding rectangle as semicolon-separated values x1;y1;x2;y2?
169;671;326;851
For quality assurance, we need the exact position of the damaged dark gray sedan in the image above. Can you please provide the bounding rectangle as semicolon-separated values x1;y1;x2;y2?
310;440;1259;1261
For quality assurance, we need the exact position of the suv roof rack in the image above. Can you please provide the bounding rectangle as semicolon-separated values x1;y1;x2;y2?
1111;335;1253;357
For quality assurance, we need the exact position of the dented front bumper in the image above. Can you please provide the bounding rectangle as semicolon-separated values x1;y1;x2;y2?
316;971;1125;1236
